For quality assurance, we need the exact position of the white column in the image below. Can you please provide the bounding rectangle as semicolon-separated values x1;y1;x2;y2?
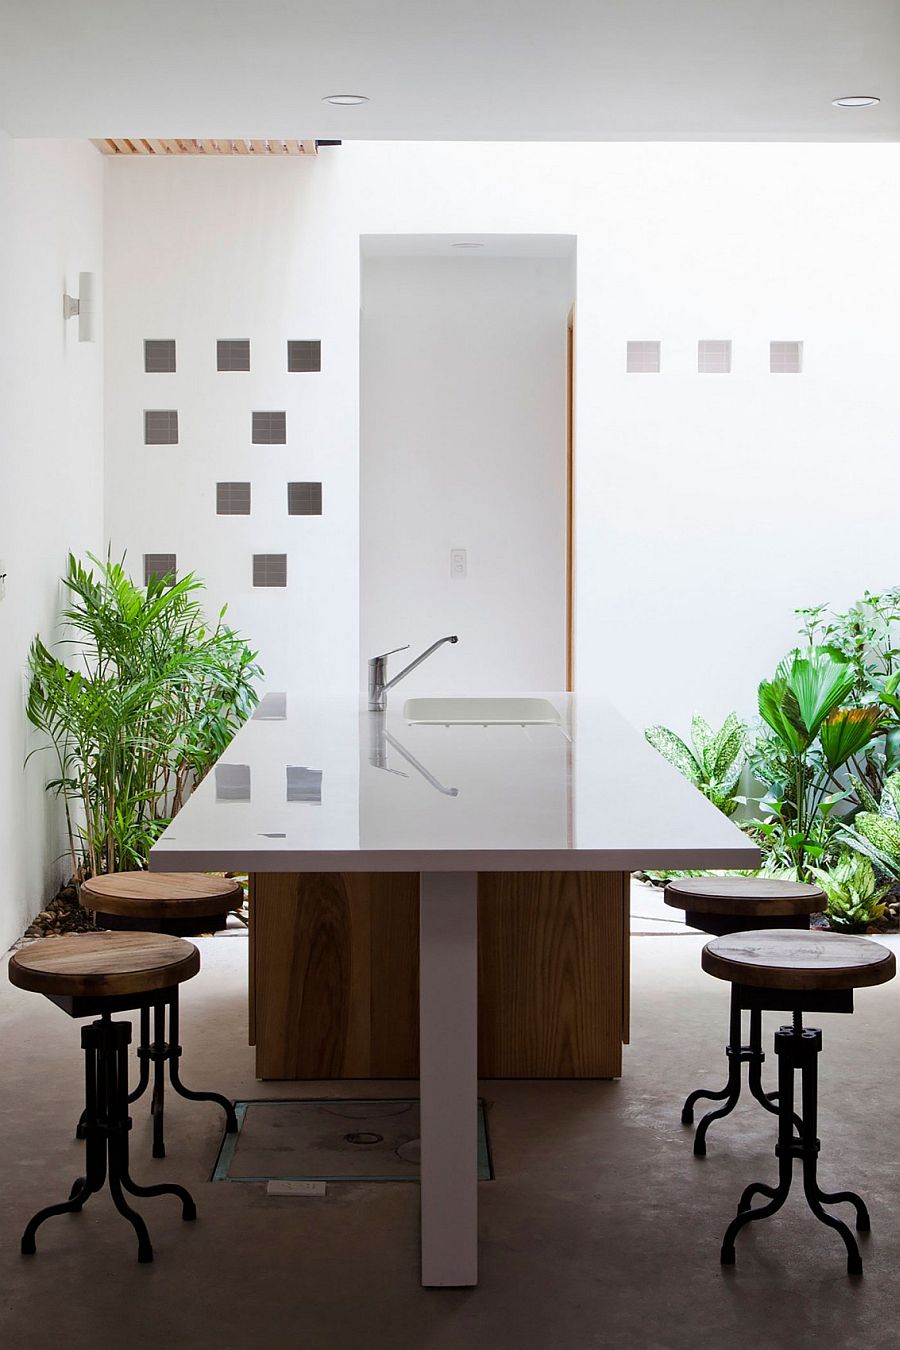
419;870;479;1287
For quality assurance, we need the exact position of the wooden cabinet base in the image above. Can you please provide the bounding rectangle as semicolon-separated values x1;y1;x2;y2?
249;871;629;1080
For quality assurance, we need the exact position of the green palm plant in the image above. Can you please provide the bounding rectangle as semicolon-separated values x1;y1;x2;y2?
27;552;261;877
644;712;746;817
755;645;884;881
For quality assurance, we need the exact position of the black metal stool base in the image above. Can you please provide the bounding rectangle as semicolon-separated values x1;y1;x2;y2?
24;1015;196;1264
721;1013;869;1276
76;988;238;1159
682;988;796;1155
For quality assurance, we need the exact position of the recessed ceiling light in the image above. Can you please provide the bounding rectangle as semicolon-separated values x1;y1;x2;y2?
452;241;485;249
322;94;369;106
832;95;880;107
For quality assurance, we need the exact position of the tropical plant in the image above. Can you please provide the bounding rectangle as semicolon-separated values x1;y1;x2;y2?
752;645;884;881
841;770;900;884
795;590;900;797
644;712;746;816
27;552;261;877
810;855;890;933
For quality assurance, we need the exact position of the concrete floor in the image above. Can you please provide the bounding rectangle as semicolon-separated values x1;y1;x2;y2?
2;913;899;1350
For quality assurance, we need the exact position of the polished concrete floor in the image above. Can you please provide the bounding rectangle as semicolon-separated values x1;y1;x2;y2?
2;911;899;1350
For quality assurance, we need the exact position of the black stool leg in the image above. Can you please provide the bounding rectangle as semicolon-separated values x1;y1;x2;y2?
721;1012;868;1275
22;1015;197;1264
150;1001;167;1158
76;1005;152;1141
165;993;238;1135
688;990;747;1156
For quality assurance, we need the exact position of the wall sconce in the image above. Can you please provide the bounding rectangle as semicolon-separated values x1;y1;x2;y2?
63;271;96;342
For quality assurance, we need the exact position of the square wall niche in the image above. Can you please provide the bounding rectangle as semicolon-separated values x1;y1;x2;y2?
144;339;176;373
626;340;660;373
288;340;321;372
253;554;287;587
144;409;179;444
218;339;251;372
287;482;322;515
217;482;252;515
144;553;176;584
252;411;287;444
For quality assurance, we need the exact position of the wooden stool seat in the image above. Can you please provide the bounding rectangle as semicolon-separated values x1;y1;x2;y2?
9;932;200;1001
665;876;823;919
702;929;896;993
80;871;243;922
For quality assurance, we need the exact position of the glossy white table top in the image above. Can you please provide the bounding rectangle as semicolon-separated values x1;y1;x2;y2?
150;692;759;873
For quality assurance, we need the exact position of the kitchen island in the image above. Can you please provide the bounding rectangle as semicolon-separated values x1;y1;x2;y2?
150;691;757;1286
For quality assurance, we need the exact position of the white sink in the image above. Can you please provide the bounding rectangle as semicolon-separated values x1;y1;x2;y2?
402;697;560;726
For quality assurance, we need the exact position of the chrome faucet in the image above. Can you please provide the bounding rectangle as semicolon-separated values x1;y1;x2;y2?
368;635;458;711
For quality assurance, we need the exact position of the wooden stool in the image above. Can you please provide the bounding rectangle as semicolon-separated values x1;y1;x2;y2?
702;929;895;1274
665;877;824;1155
9;933;205;1263
77;873;240;1156
80;871;244;937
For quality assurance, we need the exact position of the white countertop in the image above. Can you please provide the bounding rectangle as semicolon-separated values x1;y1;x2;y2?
150;692;759;873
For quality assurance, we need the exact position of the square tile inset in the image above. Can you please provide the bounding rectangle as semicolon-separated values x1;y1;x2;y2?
252;411;286;444
287;481;322;515
287;339;322;372
286;765;322;803
217;339;250;372
144;339;176;373
253;554;287;587
144;409;178;444
143;553;177;585
215;763;251;802
217;482;251;515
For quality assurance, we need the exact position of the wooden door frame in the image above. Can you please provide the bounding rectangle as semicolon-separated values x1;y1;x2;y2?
566;304;576;691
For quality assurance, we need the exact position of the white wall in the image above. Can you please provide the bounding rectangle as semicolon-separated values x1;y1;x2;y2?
0;137;104;952
102;143;900;742
360;254;571;694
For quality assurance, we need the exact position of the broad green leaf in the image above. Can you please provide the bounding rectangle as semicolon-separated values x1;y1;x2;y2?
819;705;881;771
788;645;855;736
709;713;746;782
758;677;809;753
854;812;900;858
690;714;713;766
644;726;700;784
880;771;900;822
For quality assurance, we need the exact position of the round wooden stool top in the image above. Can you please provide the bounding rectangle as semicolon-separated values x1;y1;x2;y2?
665;876;824;918
80;871;243;920
8;932;200;999
702;929;896;992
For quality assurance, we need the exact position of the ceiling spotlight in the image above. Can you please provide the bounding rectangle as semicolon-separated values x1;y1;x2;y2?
832;95;880;107
452;241;486;249
322;94;369;106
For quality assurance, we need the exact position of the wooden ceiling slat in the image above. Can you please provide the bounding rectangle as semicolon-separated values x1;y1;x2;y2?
93;137;324;157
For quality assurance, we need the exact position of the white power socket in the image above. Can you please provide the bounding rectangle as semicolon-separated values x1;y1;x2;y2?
266;1180;327;1198
450;547;467;579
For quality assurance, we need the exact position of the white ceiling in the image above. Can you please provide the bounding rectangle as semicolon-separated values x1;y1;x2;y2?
2;0;898;142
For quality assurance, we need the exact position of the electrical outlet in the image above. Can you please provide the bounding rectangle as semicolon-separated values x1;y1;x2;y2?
266;1180;327;1198
450;548;467;579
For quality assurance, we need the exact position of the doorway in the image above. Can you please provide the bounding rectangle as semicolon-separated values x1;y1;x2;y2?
359;234;576;696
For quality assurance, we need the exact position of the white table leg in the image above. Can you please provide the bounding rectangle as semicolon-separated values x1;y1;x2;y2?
419;870;479;1287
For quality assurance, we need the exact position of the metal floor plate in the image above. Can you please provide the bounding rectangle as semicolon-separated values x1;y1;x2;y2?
212;1098;493;1183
